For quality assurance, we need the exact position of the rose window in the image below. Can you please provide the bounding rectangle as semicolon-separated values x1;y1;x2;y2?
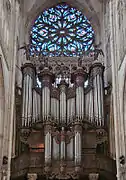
30;3;95;57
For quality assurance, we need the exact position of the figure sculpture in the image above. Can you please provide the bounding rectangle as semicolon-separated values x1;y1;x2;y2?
19;43;31;60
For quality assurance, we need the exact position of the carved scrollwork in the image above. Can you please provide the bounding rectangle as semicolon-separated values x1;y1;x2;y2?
20;128;31;143
44;123;52;135
88;173;99;180
96;128;108;143
27;173;37;180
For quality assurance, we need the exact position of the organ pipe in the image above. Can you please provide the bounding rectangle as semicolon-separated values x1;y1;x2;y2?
67;87;75;123
60;127;66;160
32;88;41;123
21;62;35;127
85;89;94;123
67;98;75;123
74;122;82;165
59;80;68;124
44;123;52;165
71;68;87;120
90;62;104;126
67;137;74;160
53;136;59;160
38;67;54;121
51;87;59;122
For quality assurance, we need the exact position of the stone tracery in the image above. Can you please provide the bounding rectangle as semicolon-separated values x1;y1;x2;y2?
30;3;95;57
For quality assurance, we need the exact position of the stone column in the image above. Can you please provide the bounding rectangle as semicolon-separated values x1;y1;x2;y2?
38;67;54;121
59;80;68;125
27;173;37;180
88;173;99;180
71;68;87;120
74;121;82;166
21;62;36;127
90;62;104;126
44;122;52;165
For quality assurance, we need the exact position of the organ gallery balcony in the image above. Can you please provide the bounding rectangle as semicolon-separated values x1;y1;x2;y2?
11;150;116;180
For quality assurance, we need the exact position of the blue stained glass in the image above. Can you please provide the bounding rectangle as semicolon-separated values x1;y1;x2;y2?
30;3;94;56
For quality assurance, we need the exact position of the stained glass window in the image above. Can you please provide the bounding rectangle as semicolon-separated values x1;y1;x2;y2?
30;3;95;57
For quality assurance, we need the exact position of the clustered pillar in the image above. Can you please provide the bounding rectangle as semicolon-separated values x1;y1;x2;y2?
21;62;36;127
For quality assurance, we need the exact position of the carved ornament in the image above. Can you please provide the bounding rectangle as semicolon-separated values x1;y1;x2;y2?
27;173;37;180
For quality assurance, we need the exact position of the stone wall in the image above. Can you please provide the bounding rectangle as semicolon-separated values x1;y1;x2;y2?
0;0;24;179
102;1;126;180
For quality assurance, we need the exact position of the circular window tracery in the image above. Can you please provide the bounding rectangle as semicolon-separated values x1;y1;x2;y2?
30;3;95;57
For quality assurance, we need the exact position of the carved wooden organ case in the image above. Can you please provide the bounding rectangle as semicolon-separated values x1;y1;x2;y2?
19;55;106;178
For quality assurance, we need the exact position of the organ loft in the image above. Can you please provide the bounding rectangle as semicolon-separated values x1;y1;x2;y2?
11;54;116;180
11;3;116;180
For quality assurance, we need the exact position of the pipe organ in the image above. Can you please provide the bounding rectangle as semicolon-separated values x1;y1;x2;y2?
20;56;106;179
21;62;36;127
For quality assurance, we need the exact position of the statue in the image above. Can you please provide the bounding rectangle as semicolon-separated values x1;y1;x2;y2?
94;48;104;60
93;42;104;60
19;43;31;60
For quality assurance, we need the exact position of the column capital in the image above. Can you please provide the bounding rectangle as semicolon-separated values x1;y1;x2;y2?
27;173;37;180
88;173;99;180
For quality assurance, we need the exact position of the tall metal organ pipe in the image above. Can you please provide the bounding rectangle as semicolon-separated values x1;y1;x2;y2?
38;67;54;165
71;68;87;120
38;67;54;121
67;88;75;124
85;88;94;123
21;62;36;127
51;87;59;122
89;62;104;126
32;88;41;123
44;123;52;164
59;80;68;124
71;68;86;166
74;122;82;166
